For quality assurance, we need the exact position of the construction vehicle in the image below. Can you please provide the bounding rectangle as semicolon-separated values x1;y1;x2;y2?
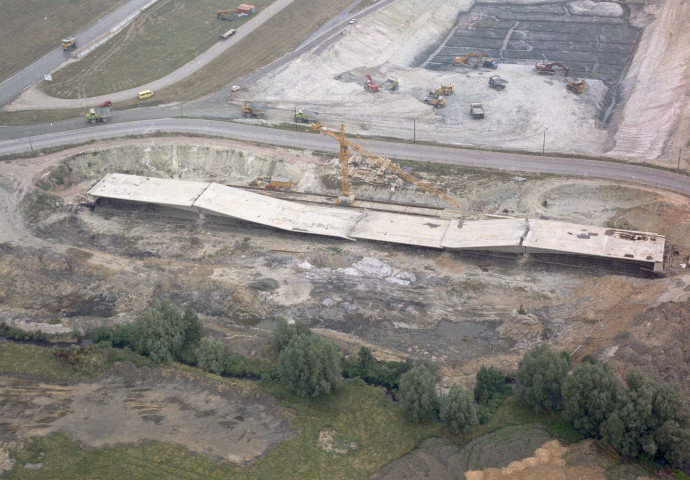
470;102;485;119
100;100;112;108
435;84;455;96
265;176;292;190
567;80;586;94
482;58;498;69
217;9;234;21
453;53;483;68
365;75;379;92
61;37;77;51
85;107;111;124
535;61;569;77
294;107;318;123
424;92;446;108
242;102;266;118
382;78;399;91
488;75;508;90
311;122;460;208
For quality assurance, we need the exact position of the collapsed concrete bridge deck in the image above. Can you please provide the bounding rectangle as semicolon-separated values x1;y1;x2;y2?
88;173;667;274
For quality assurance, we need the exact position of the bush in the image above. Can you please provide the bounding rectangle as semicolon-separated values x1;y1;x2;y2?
600;370;690;466
440;384;478;434
474;365;508;404
562;361;618;438
516;344;570;410
277;334;343;397
196;338;226;375
398;364;439;423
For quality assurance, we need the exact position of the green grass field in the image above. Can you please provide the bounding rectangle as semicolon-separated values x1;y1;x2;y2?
0;0;128;83
43;0;277;98
0;342;592;479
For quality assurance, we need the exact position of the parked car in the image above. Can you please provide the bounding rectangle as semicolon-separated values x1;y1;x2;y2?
348;18;357;24
100;100;112;108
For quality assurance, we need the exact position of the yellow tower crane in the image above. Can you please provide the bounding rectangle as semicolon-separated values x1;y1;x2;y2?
311;123;460;208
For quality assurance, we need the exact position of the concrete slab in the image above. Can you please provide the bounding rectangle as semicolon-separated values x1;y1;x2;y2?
193;183;361;239
524;219;665;267
350;211;450;248
87;173;209;211
442;218;529;252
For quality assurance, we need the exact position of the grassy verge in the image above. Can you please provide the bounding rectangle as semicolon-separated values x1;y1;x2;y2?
43;0;276;98
0;108;84;126
0;0;129;83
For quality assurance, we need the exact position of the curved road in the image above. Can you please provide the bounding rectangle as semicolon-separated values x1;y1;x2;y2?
1;118;688;196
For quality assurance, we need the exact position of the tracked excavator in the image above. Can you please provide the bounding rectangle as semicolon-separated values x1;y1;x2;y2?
216;9;234;20
453;53;483;68
535;61;569;76
365;75;379;92
311;123;460;208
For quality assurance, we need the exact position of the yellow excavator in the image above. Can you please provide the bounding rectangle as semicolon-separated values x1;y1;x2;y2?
453;53;482;68
216;9;234;21
311;123;460;208
435;84;455;96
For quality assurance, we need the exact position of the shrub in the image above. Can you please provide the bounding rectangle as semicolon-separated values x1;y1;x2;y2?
440;384;478;434
398;364;439;423
196;338;226;375
516;344;570;410
562;361;618;438
277;334;343;398
342;347;414;390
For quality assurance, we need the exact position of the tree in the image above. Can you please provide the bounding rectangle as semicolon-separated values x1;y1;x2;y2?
398;364;439;423
562;361;618;438
601;370;690;466
272;318;311;352
474;365;507;404
440;384;478;433
277;334;342;397
516;344;570;410
196;338;226;375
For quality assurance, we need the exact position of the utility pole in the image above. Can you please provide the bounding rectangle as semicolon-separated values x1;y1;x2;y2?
678;147;682;171
413;118;416;143
29;136;33;152
542;130;546;155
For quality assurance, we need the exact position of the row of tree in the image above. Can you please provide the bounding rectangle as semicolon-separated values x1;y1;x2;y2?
516;344;689;467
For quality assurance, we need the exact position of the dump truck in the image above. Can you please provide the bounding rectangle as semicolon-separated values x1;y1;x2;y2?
424;93;446;108
382;78;399;91
61;37;77;51
265;176;292;190
85;107;111;124
242;102;266;118
470;102;485;119
435;84;455;96
488;75;508;90
567;80;586;94
294;108;318;123
483;58;498;69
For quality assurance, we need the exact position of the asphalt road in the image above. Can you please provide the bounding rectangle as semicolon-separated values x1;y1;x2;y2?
1;117;688;196
0;0;157;108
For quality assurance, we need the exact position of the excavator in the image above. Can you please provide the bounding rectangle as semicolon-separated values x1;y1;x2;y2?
311;123;460;208
535;61;569;77
435;84;455;96
365;75;379;92
453;53;483;68
216;9;234;21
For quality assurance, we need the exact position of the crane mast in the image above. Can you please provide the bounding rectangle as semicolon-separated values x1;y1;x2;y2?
311;123;460;208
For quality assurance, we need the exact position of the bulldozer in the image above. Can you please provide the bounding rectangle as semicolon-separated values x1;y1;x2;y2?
424;92;446;108
365;75;379;92
216;9;234;21
435;84;455;96
61;37;77;51
241;102;266;118
453;53;483;68
535;61;569;77
567;80;586;94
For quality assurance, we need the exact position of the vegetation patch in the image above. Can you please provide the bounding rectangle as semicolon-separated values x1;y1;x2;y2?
20;190;64;224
